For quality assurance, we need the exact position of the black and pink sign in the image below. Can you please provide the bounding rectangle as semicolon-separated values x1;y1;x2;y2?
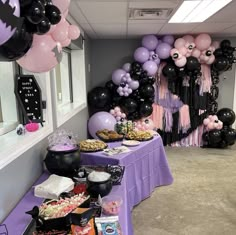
15;75;43;124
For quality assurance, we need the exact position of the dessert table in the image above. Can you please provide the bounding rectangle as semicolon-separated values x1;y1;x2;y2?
81;135;173;235
1;135;173;235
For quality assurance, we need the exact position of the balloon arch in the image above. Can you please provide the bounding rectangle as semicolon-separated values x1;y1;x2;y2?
88;34;236;148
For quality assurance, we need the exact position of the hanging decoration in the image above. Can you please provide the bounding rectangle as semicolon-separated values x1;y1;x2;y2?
0;0;80;72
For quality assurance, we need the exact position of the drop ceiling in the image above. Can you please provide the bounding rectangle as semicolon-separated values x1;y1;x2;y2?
69;0;236;39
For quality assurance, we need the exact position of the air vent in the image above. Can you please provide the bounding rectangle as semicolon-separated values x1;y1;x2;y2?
129;8;173;20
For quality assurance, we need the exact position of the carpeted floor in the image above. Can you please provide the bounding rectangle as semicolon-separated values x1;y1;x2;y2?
132;145;236;235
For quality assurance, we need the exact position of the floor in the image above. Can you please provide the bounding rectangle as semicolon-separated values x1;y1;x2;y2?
132;145;236;235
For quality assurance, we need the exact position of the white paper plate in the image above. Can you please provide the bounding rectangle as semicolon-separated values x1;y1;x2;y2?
122;140;140;146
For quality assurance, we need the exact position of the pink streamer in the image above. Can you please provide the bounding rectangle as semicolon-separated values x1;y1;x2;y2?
199;64;212;95
150;104;164;130
164;108;173;132
178;105;191;133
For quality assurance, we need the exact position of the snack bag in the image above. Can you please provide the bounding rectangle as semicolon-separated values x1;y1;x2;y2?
95;216;122;235
71;208;95;235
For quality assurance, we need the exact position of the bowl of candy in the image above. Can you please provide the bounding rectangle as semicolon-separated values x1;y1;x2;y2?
101;195;123;215
87;171;113;198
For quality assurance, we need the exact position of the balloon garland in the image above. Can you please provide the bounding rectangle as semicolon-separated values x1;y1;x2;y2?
88;34;236;148
0;0;80;73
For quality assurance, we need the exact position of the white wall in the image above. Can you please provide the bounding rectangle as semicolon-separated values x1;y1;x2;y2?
0;37;91;223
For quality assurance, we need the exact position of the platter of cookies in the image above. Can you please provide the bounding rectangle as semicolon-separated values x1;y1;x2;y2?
96;129;124;142
125;130;153;141
79;139;108;152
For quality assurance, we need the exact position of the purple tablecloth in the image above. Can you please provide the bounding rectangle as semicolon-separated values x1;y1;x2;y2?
2;136;173;235
81;136;173;235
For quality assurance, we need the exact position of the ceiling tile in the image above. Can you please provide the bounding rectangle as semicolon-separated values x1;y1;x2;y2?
221;24;236;34
80;23;98;39
129;0;180;9
90;24;127;38
207;1;236;23
69;2;88;24
191;23;235;34
77;2;128;23
128;23;164;36
159;23;198;35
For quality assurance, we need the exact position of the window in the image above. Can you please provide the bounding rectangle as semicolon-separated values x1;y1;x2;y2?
52;46;87;127
55;49;73;107
0;62;18;136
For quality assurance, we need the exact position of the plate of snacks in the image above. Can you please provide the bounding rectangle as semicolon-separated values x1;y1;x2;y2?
122;140;140;147
125;130;153;141
96;129;124;142
79;139;108;152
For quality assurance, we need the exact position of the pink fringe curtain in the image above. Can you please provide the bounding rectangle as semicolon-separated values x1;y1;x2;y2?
150;104;164;130
178;105;191;133
199;64;212;95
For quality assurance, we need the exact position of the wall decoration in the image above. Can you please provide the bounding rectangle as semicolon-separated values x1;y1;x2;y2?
15;75;43;125
87;34;236;147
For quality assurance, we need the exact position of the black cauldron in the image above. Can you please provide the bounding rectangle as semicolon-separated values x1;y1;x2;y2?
44;146;80;177
87;177;112;198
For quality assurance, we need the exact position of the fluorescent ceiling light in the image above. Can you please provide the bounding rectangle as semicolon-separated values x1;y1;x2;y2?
169;0;232;23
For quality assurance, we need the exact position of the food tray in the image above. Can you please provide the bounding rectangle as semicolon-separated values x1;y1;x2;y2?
96;135;124;143
125;136;153;142
79;145;108;153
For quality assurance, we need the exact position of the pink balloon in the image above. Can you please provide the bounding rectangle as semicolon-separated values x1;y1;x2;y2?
61;38;71;47
174;38;186;49
203;118;210;125
182;35;194;43
217;122;223;130
52;0;70;15
114;107;120;112
52;18;69;42
17;35;62;73
208;122;214;130
117;111;122;116
63;9;69;17
175;57;187;67
212;41;220;49
206;55;215;65
178;46;187;56
68;25;80;40
110;110;115;115
195;33;212;51
45;25;57;35
192;48;201;59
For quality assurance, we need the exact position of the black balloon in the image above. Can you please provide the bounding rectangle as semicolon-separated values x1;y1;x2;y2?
147;76;156;85
26;2;45;24
214;48;223;57
19;0;34;7
139;102;153;118
186;56;200;71
36;16;51;34
222;127;236;145
210;86;219;101
131;62;142;70
88;87;111;109
202;132;209;142
217;108;236;126
0;22;33;61
121;98;138;114
45;5;61;25
213;57;228;71
220;39;231;49
105;80;117;92
162;64;177;79
139;84;155;98
218;140;228;148
208;130;222;144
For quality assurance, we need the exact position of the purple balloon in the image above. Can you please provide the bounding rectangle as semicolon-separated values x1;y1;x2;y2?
122;63;131;72
134;47;149;63
128;88;132;94
117;87;122;92
142;61;158;76
142;35;158;51
88;112;117;138
129;80;139;90
112;69;126;85
0;0;20;46
156;42;172;59
162;35;175;46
